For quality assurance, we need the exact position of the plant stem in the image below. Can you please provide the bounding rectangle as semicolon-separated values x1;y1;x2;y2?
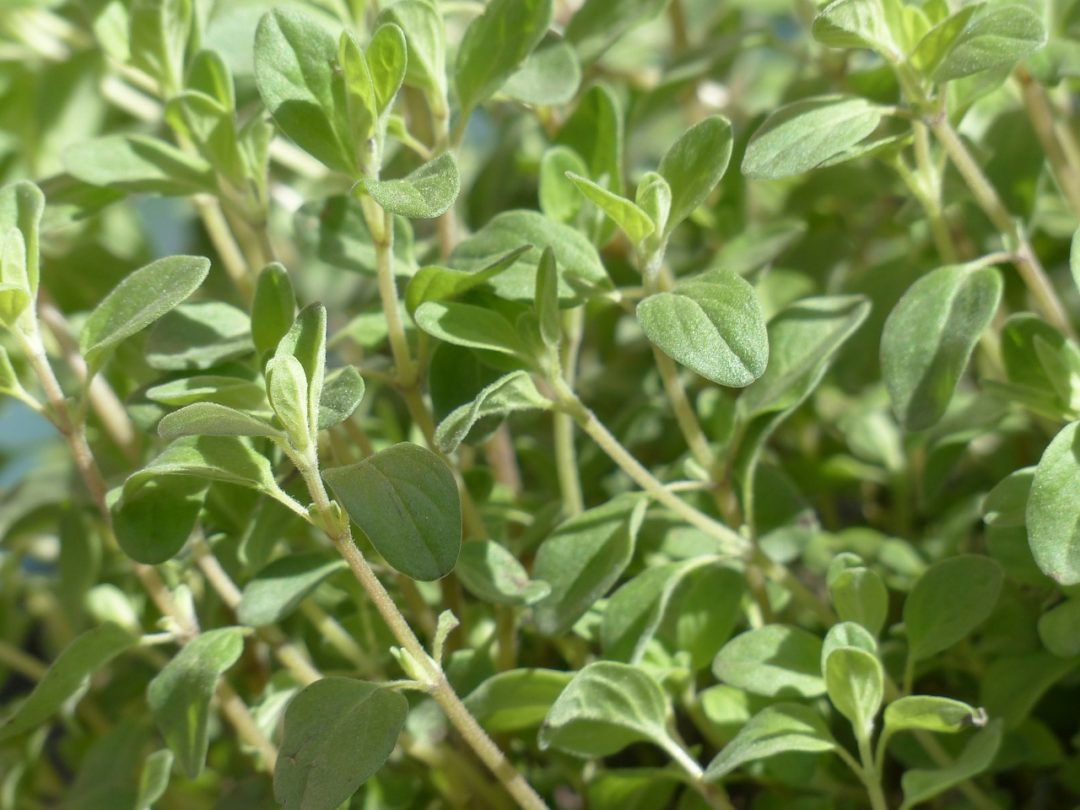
912;123;959;263
554;308;585;515
193;196;255;303
298;460;550;810
1015;68;1080;219
928;114;1076;340
552;380;748;557
857;735;889;810
0;639;48;680
363;202;417;385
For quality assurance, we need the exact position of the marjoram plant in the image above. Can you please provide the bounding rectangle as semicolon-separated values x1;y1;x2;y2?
1;0;1080;808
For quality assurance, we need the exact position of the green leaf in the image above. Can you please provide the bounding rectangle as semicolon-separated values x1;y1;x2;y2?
414;301;531;360
237;552;348;626
812;0;904;59
556;84;624;200
637;270;768;387
145;302;252;372
930;3;1047;83
821;621;878;667
657;116;733;236
0;231;30;327
367;23;407;114
539;661;672;758
324;443;462;581
534;247;560;350
565;0;669;62
883;696;985;736
900;720;1003;809
125;435;284;500
135;749;174;810
1028;421;1080;585
742;96;886;179
566;172;654;245
450;210;611;302
503;34;581;106
454;0;554;114
318;366;365;430
456;541;551;606
252;263;296;359
364;153;460;219
910;5;980;77
129;0;192;95
1038;598;1080;658
740;295;870;418
981;652;1077;728
158;402;282;440
406;246;530;316
827;555;889;637
465;669;573;733
267;353;312;449
79;255;210;373
378;0;446;102
662;565;746;671
275;678;407;810
635;171;672;238
824;647;883;740
63;135;216;196
0;624;134;742
1071;227;1080;297
147;375;268;411
539;146;588;223
0;180;43;298
881;263;1002;431
112;477;206;564
704;704;836;781
434;371;549;454
294;195;416;276
712;625;825;698
276;304;327;447
601;558;712;663
148;628;245;779
254;9;355;174
904;554;1004;662
531;495;647;636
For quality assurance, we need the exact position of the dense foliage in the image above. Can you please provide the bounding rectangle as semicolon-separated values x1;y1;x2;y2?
2;0;1080;808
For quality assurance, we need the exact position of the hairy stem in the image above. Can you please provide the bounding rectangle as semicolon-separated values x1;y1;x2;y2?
1016;68;1080;219
554;308;585;515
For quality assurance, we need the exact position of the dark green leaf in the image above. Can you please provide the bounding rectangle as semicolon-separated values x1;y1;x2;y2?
275;678;407;810
148;628;245;779
237;553;348;626
532;495;647;636
324;443;462;581
456;541;550;606
904;555;1004;662
900;721;1003;809
252;263;296;359
145;302;252;371
434;371;549;454
465;669;573;732
0;624;134;742
1028;421;1080;585
881;263;1002;431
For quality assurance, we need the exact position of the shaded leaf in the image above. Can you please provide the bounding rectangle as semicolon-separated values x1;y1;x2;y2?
465;669;573;732
238;553;347;626
704;704;836;781
712;625;825;698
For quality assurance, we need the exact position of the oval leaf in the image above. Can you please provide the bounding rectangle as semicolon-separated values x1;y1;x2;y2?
456;540;551;606
80;255;211;373
539;661;671;758
742;96;885;179
712;625;825;698
364;153;460;219
704;703;836;782
275;678;407;810
465;669;573;733
1028;421;1080;585
904;554;1004;663
324;443;462;581
881;264;1003;431
237;552;348;626
637;270;768;387
148;628;245;779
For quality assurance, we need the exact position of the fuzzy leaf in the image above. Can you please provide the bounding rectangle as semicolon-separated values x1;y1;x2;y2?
904;555;1004;662
704;704;836;781
63;135;215;196
712;625;825;698
465;669;573;732
435;371;549;453
238;553;348;626
658;116;733;235
1028;421;1080;585
324;443;462;581
456;541;550;606
364;153;460;219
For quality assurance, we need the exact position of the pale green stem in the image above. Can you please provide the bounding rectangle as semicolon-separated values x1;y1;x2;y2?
295;457;550;810
912;122;959;263
1016;68;1080;219
554;308;585;516
928;113;1076;340
551;379;749;558
857;734;889;810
